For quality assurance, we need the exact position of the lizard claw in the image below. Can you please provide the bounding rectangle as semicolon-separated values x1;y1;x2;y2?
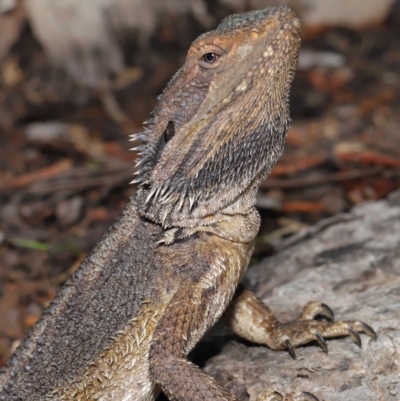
343;320;377;344
299;392;319;401
314;330;328;353
317;303;334;321
265;391;283;401
300;301;334;322
354;321;377;340
257;391;319;401
347;324;362;347
285;339;296;359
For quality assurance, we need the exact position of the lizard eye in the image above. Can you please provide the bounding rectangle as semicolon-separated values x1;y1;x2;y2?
198;46;225;69
202;53;218;63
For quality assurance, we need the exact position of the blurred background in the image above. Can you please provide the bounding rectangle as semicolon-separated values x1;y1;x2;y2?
1;0;400;365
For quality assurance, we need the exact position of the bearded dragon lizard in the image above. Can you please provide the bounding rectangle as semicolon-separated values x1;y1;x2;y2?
0;6;375;401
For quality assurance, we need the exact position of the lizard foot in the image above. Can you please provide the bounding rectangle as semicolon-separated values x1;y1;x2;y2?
226;289;376;358
257;390;319;401
274;301;377;359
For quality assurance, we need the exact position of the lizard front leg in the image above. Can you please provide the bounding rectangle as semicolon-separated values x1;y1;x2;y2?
224;285;376;359
149;289;238;401
149;285;321;401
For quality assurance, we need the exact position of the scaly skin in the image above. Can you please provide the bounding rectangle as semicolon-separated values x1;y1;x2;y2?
0;7;375;401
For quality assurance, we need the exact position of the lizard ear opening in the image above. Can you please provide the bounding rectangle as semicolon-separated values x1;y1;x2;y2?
154;120;176;163
164;121;175;144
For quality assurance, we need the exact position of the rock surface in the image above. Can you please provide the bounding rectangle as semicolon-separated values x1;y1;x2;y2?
204;190;400;401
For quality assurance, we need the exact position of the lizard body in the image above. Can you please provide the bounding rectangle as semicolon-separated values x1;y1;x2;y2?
0;7;375;401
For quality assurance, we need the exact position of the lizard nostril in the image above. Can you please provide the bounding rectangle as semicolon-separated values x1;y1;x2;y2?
292;18;301;30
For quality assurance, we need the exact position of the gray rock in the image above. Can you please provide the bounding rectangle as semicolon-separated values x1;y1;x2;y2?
205;190;400;401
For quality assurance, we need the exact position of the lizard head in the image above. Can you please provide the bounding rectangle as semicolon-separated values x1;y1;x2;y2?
133;6;301;228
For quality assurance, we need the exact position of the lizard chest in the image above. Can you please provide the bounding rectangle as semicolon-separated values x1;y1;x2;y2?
175;234;255;353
